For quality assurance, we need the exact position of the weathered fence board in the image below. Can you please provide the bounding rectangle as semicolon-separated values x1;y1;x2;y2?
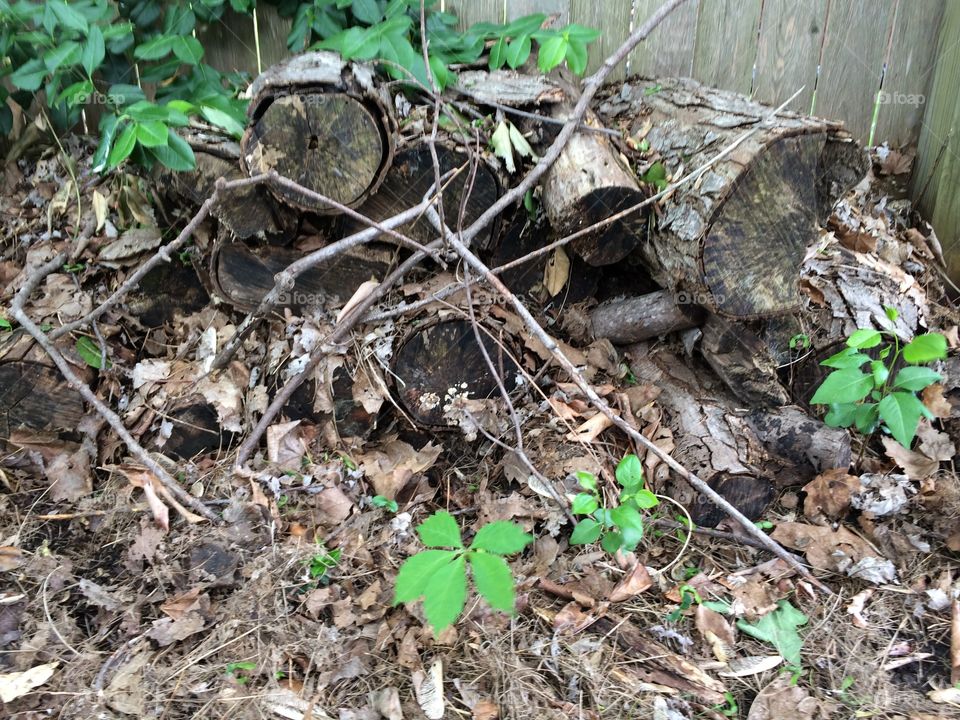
874;0;944;147
629;0;699;77
692;0;762;96
199;5;291;76
753;0;826;114
444;0;504;26
570;0;633;81
814;0;896;142
506;0;570;23
913;0;960;284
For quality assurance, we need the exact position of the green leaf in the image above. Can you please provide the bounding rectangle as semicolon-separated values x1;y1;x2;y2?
148;129;195;171
134;35;176;60
200;105;245;137
92;113;120;173
393;549;458;604
854;402;879;434
417;511;463;548
506;13;546;36
107;121;137;168
81;25;105;75
505;34;532;68
171;36;204;64
488;36;507;69
427;53;450;90
632;488;659;509
902;333;947;364
737;600;808;666
610;504;644;550
76;336;109;369
600;531;623;554
820;347;871;369
135;120;168;147
351;0;382;24
576;471;597;492
422;554;467;632
470;521;532;555
469;552;515;612
537;34;567;72
640;161;668;190
50;0;88;32
570;518;601;545
565;38;588;75
44;41;81;72
870;360;889;386
615;454;643;490
878;392;926;448
824;402;857;428
884;305;899;322
846;328;883;349
893;366;942;391
564;23;601;43
108;84;146;107
810;369;874;405
10;58;47;91
571;493;598;515
490;120;516;173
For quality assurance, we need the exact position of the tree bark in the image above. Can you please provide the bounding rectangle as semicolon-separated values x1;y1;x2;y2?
598;76;869;319
590;290;702;343
241;51;396;212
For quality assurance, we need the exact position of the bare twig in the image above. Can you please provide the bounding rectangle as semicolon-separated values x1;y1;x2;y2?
9;255;220;523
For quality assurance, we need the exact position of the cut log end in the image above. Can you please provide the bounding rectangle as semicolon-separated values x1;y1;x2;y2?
702;134;822;318
392;319;520;426
243;93;387;211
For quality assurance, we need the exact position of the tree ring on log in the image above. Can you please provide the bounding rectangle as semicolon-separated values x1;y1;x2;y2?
700;133;822;318
347;142;502;250
688;473;775;528
242;92;389;212
392;318;522;426
210;236;393;313
0;361;85;437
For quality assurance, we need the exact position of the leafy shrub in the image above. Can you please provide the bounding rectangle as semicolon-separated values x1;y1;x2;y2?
569;454;659;555
810;307;947;448
393;510;532;634
1;0;600;173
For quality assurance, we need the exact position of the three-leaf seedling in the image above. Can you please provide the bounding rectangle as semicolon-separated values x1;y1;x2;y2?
810;307;947;448
569;454;659;555
393;511;532;634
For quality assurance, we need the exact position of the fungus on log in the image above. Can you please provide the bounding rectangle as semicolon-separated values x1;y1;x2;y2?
241;51;396;212
346;141;501;250
598;77;869;319
211;237;393;313
392;319;522;426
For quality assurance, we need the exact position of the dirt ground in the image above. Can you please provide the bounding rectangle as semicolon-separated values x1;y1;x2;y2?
2;136;960;720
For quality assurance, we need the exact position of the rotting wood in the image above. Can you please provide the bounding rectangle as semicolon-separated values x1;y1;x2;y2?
598;76;869;319
241;51;396;212
590;290;702;343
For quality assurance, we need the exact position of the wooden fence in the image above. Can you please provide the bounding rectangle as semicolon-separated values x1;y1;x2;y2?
200;0;960;283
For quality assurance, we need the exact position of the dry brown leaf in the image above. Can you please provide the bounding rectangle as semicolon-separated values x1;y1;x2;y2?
46;446;93;502
718;655;782;678
846;588;874;628
316;485;354;526
802;468;862;521
372;687;403;720
338;279;380;323
543;247;570;297
0;546;24;572
146;613;206;646
565;412;614;442
0;662;58;703
917;423;956;461
608;562;653;602
883;437;939;479
695;604;735;662
922;384;953;418
747;675;823;720
472;700;499;720
412;659;444;720
771;522;880;577
266;420;306;470
553;601;596;634
356;439;441;500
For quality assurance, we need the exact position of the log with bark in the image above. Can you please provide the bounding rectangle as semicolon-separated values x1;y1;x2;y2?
626;342;850;527
597;76;869;319
241;51;396;212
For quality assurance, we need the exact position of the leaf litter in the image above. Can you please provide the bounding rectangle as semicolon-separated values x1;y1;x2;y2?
1;119;959;720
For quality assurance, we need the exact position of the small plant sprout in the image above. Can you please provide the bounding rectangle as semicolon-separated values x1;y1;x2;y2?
371;495;399;513
393;511;532;634
810;308;947;449
666;584;702;622
307;545;341;585
569;454;659;555
225;661;257;685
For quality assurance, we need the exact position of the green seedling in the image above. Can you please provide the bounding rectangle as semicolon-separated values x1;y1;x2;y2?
810;307;947;449
225;661;257;685
393;511;532;634
570;454;659;555
371;495;398;513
